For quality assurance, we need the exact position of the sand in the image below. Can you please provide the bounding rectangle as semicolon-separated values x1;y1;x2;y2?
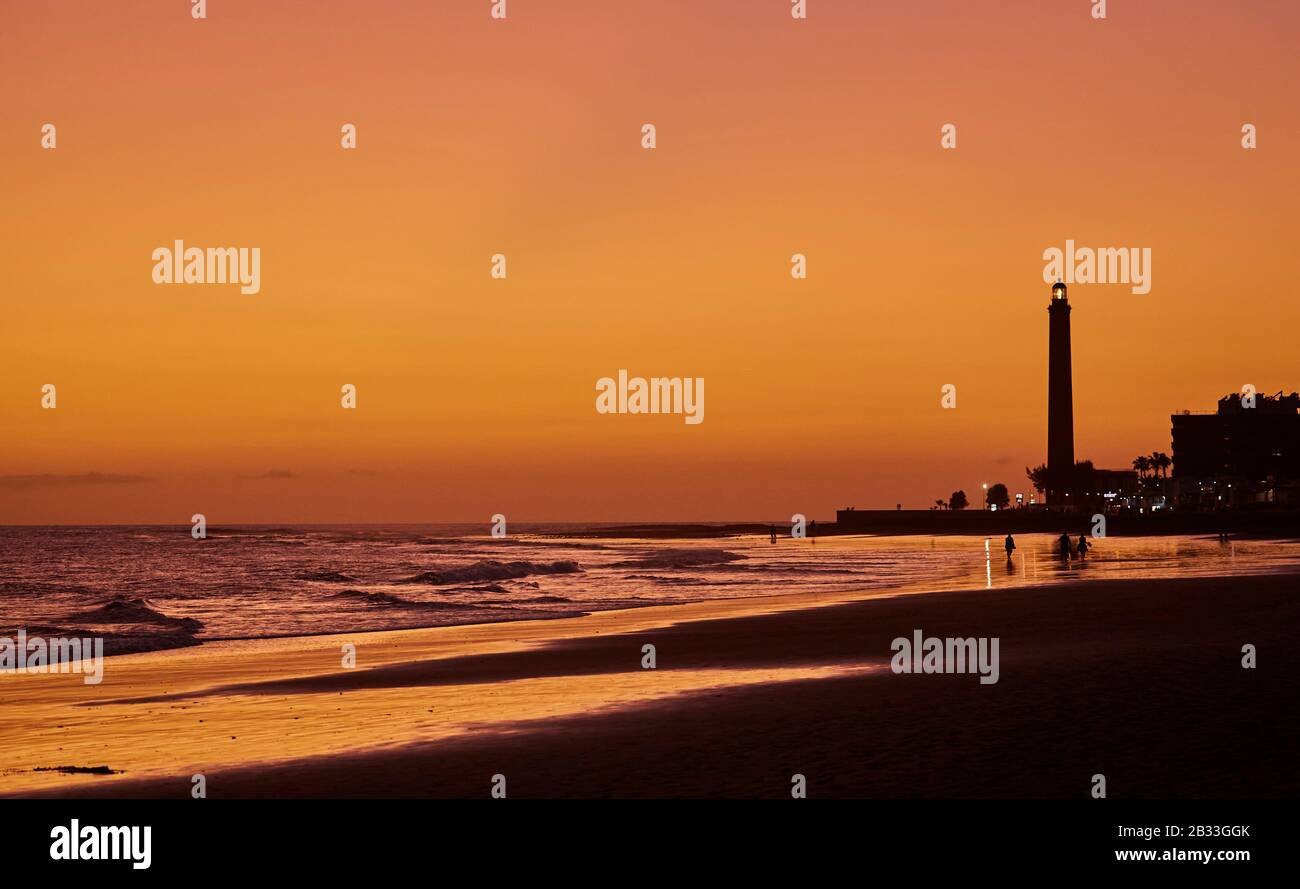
3;572;1296;798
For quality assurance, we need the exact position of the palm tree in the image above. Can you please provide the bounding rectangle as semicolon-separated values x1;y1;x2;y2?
1132;455;1151;479
1155;452;1172;478
1026;464;1052;494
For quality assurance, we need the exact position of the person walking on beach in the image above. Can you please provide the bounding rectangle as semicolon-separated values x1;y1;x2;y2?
1004;534;1016;560
1077;535;1091;559
769;525;777;544
1058;532;1072;559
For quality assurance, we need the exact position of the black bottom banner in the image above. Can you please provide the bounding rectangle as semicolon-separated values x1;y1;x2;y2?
0;799;1278;876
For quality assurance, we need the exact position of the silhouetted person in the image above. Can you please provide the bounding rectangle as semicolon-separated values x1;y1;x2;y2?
769;525;777;544
1004;534;1016;560
1058;533;1072;559
810;519;817;545
1077;535;1091;559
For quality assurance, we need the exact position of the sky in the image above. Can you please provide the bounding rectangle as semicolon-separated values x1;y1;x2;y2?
1;0;1297;523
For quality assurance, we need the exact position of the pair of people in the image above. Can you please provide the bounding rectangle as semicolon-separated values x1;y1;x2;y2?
1001;534;1091;560
1056;532;1091;559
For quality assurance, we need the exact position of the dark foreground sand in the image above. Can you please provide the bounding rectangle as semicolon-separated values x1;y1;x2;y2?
14;572;1298;799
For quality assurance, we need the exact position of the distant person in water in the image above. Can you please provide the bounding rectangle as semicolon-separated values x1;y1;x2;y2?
1077;535;1091;559
770;525;777;544
1004;534;1016;559
1058;533;1072;559
810;519;817;545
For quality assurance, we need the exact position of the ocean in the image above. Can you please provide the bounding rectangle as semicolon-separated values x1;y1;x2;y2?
2;525;1298;656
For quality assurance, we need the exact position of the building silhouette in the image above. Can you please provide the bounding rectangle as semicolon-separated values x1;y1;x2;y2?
1172;391;1300;508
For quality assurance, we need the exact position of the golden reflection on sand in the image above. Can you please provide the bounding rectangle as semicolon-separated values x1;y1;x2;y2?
2;588;893;794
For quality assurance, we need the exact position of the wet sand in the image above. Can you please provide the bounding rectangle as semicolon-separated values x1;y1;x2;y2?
4;572;1297;798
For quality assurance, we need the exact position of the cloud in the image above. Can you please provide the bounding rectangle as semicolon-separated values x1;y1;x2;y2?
0;472;153;490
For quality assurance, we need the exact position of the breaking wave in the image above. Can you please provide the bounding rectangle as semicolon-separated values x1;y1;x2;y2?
397;560;581;585
611;549;747;570
63;597;203;632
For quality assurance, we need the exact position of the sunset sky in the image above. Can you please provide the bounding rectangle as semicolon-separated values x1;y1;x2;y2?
2;0;1297;523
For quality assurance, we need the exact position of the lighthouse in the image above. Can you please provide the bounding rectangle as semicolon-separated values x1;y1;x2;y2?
1047;281;1075;502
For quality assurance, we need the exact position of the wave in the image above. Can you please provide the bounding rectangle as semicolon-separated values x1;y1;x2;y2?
297;570;357;583
622;573;757;587
396;560;581;585
63;597;203;632
330;589;480;611
611;548;747;569
438;584;510;595
0;620;203;658
623;574;711;585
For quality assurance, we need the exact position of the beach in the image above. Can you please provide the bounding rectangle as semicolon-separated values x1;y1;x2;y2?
4;568;1296;799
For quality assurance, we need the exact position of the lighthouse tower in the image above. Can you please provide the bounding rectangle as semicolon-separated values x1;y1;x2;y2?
1047;280;1075;502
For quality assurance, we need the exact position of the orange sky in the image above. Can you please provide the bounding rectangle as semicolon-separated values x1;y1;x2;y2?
2;0;1297;523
